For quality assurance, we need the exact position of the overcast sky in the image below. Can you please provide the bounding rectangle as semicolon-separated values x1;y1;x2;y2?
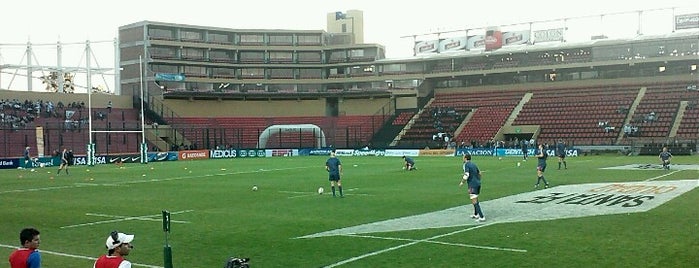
1;0;697;92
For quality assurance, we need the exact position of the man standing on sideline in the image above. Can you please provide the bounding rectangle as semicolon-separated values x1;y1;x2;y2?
521;140;529;161
56;148;69;175
659;146;672;170
402;156;416;170
459;154;485;222
94;231;134;268
534;143;550;189
8;227;41;268
556;139;567;169
325;150;343;197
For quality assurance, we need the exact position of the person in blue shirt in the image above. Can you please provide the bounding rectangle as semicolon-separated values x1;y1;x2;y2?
325;151;343;197
56;148;70;175
8;227;41;268
534;143;550;189
23;146;38;167
521;140;529;161
556;139;567;170
659;147;672;170
459;154;485;222
402;156;416;171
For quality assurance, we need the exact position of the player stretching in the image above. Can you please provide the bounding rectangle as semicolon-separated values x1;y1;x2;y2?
460;154;485;222
402;156;416;171
659;147;672;170
534;144;550;189
556;139;567;169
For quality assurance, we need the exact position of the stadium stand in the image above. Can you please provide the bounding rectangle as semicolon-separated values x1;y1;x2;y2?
513;85;639;145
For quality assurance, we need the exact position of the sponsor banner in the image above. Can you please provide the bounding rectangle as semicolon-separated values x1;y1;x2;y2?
466;35;485;50
74;155;109;165
300;148;335;156
414;40;439;55
334;149;355;156
0;158;20;169
675;13;699;30
485;27;503;51
333;149;386;156
494;148;579;157
107;154;142;164
418;149;455;156
154;73;185;82
352;149;386;156
179;150;209;160
384;149;419;157
20;156;61;168
533;28;565;43
300;179;699;238
266;149;296;157
210;149;238;159
438;37;467;52
503;30;530;46
148;152;178;162
454;148;495;156
237;149;266;158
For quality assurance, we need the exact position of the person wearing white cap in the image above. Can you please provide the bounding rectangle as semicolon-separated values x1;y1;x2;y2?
93;231;134;268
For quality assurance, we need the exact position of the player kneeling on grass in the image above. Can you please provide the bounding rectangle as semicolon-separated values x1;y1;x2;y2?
659;147;672;170
459;154;485;222
402;156;416;171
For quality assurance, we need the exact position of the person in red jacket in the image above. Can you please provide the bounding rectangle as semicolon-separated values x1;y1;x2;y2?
8;227;41;268
93;231;134;268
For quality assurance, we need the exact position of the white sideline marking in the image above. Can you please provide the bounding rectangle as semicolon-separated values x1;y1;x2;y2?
85;213;190;223
344;234;527;252
1;166;315;195
323;223;495;267
0;243;163;268
61;210;193;229
644;170;683;182
280;189;372;199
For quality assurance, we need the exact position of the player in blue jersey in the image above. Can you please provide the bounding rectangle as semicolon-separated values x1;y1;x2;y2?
521;140;529;161
8;227;41;268
534;143;550;189
402;156;416;171
325;151;343;197
556;139;567;170
659;147;672;170
56;148;70;175
23;146;38;167
459;154;485;222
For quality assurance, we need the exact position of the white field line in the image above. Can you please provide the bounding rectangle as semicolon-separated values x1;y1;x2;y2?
344;233;527;252
644;169;683;181
0;243;163;268
61;210;193;229
1;166;315;195
323;223;495;267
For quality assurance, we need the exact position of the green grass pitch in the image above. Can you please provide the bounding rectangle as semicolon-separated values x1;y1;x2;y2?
1;154;697;267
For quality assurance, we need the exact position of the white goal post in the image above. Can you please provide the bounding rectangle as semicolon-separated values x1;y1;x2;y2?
257;124;327;148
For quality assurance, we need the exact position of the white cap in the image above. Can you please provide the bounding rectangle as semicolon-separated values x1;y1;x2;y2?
105;232;134;250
